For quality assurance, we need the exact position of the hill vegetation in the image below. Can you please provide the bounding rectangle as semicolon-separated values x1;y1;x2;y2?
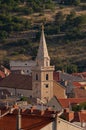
0;0;86;73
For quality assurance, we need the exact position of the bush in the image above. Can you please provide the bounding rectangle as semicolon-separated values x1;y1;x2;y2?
73;0;80;6
45;25;60;35
72;102;86;111
81;5;86;10
63;0;80;6
0;31;8;40
20;96;27;101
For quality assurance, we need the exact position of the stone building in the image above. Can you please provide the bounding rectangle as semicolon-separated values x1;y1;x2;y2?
32;26;55;101
0;26;66;102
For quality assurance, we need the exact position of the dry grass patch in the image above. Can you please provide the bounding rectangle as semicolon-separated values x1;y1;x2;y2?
8;54;31;61
0;50;7;59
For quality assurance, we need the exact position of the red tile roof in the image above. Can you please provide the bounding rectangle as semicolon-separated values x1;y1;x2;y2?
0;108;55;130
74;88;86;98
73;82;82;88
79;110;86;122
58;98;86;108
0;73;32;90
72;72;86;78
0;70;5;78
63;110;86;122
71;111;86;122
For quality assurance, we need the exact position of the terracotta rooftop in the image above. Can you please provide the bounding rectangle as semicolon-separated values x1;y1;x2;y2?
74;88;86;98
0;73;32;90
73;81;86;89
63;110;86;123
0;108;55;130
0;70;5;79
73;82;82;88
72;72;86;78
58;98;86;108
79;110;86;122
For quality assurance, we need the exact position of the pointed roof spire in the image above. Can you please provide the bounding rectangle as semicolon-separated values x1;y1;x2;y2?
42;23;44;31
36;24;50;67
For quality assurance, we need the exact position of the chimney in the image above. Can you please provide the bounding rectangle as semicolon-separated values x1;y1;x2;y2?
81;120;86;128
6;102;9;109
52;113;57;130
62;69;64;73
17;108;22;130
64;108;74;121
41;110;45;115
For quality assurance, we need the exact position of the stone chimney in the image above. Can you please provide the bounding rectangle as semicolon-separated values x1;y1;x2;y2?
64;108;74;121
17;108;22;130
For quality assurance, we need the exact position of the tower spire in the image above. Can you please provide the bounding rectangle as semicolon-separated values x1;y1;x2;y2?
32;25;55;101
42;23;44;31
36;24;50;67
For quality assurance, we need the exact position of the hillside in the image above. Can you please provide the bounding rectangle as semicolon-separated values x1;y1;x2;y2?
0;0;86;72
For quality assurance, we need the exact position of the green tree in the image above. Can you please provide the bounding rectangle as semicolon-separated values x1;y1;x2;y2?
55;11;65;32
20;96;27;101
67;64;78;73
0;31;8;40
65;12;86;40
55;11;65;25
63;0;80;6
73;0;80;6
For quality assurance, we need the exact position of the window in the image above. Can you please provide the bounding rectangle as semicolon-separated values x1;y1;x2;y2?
36;74;38;80
27;70;29;73
45;84;48;88
46;74;48;80
30;95;32;98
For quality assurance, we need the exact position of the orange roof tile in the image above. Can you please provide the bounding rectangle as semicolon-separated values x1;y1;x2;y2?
0;70;5;78
73;82;81;88
58;98;86;108
74;88;86;98
0;109;55;130
0;73;32;90
72;72;86;78
79;110;86;122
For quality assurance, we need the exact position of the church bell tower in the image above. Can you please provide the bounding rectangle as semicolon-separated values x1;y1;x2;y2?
32;25;54;102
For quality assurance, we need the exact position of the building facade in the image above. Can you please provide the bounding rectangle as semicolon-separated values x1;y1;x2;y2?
0;26;67;101
32;26;54;102
10;60;36;75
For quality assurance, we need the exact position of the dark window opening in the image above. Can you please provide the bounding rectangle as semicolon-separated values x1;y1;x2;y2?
45;84;48;88
36;74;38;80
46;74;48;80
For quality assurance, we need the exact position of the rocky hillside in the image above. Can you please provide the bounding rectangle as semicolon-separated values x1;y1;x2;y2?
0;0;86;72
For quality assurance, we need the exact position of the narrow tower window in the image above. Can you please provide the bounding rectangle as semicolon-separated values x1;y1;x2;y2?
36;74;38;80
46;74;48;80
45;84;48;88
